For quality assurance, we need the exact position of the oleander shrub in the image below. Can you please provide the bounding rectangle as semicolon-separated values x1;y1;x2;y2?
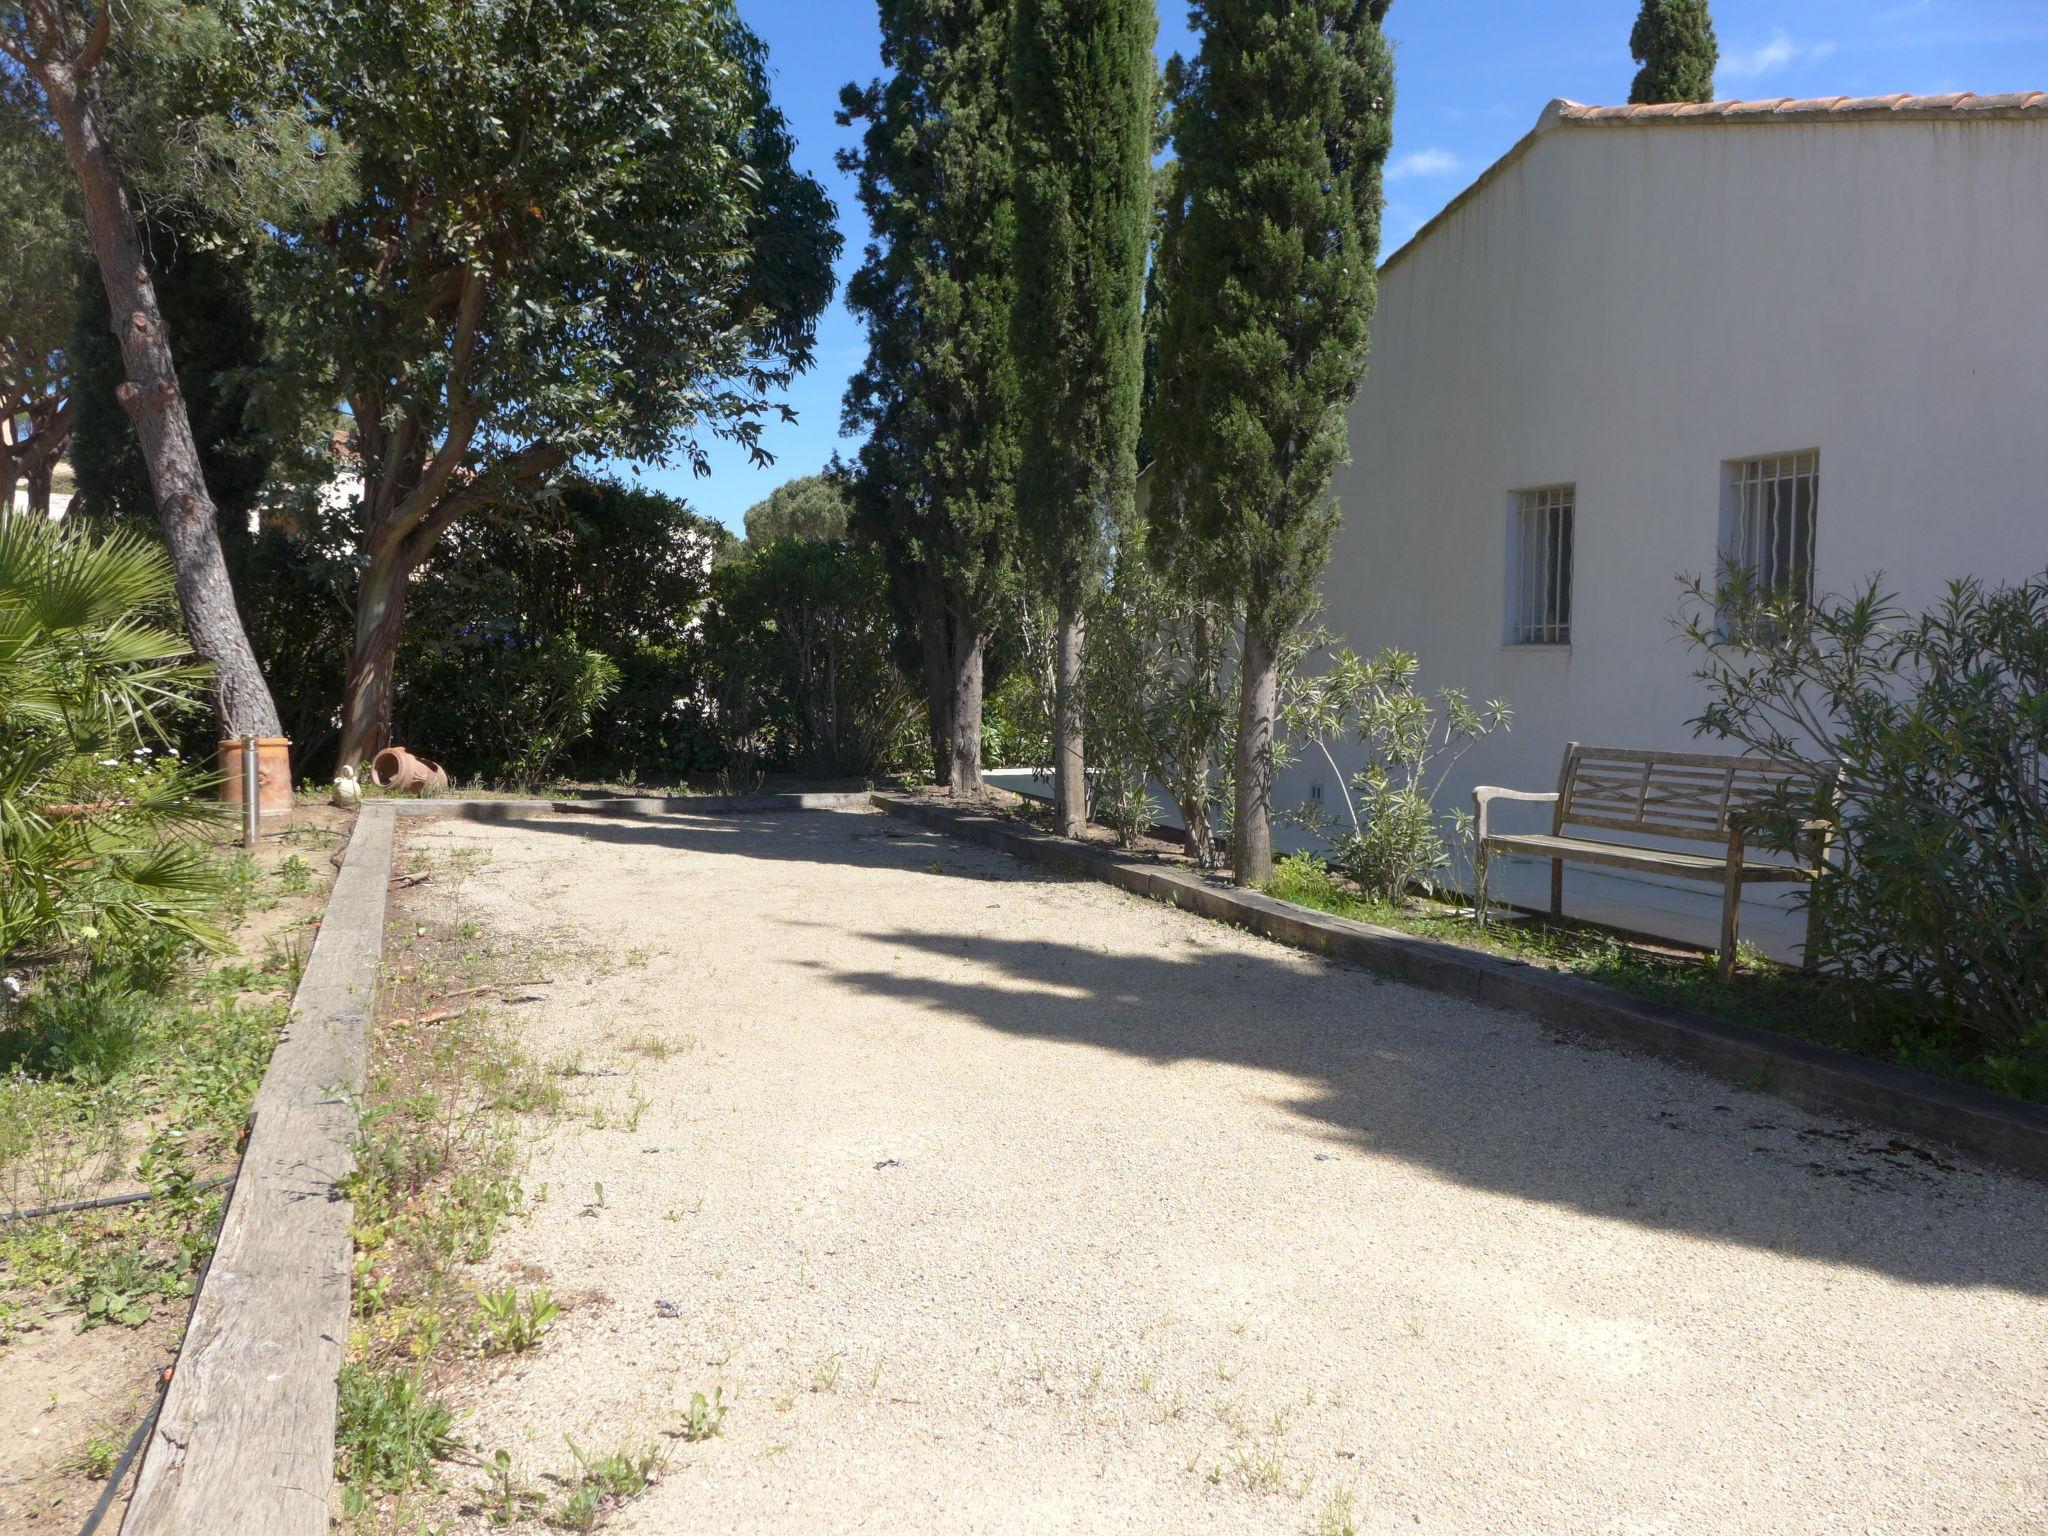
1683;568;2048;1046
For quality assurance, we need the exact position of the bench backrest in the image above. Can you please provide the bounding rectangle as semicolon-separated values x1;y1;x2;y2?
1554;744;1840;845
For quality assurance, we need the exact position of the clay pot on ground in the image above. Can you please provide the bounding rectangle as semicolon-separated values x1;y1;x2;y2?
369;747;449;795
217;737;294;816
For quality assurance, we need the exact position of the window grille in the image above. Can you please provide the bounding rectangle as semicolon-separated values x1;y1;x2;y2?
1725;451;1818;603
1510;485;1574;645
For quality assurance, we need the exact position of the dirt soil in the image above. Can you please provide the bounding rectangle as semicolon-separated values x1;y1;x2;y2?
409;806;2046;1536
0;802;353;1532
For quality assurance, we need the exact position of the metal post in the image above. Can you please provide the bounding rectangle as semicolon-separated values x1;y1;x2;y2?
242;734;260;848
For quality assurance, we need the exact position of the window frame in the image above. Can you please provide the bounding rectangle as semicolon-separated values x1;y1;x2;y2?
1720;449;1819;606
1504;483;1576;647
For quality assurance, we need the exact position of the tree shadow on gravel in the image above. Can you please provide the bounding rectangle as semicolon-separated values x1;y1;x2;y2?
504;812;2048;1296
813;925;2048;1298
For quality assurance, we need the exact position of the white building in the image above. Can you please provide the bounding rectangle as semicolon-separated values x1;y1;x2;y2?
1277;92;2048;957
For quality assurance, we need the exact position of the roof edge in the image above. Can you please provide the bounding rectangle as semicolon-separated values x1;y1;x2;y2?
1380;90;2048;275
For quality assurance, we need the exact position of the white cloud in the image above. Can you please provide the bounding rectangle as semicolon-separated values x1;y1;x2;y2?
1721;29;1840;80
1386;148;1465;182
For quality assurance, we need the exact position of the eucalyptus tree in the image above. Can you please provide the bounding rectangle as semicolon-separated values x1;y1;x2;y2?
0;0;326;732
1148;0;1394;885
240;0;839;770
840;0;1022;793
1629;0;1718;105
1009;0;1155;834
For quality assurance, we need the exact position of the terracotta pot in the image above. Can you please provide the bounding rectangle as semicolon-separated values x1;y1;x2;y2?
369;746;449;795
217;737;294;815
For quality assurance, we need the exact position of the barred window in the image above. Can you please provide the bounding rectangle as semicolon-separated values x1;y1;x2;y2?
1724;451;1818;603
1508;485;1574;645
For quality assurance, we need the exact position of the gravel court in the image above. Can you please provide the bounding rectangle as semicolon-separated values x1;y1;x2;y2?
409;807;2048;1536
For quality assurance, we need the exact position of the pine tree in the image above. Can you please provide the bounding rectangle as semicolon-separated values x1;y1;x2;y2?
840;0;1022;793
1148;1;1394;886
1629;0;1718;105
1010;0;1156;836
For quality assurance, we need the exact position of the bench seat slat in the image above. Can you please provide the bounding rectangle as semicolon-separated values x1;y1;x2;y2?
1482;832;1811;882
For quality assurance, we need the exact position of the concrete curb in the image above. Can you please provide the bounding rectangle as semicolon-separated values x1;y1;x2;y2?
376;792;874;821
123;806;395;1535
873;793;2048;1184
550;791;874;817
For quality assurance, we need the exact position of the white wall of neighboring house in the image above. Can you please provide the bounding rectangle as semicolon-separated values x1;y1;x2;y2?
1263;97;2048;951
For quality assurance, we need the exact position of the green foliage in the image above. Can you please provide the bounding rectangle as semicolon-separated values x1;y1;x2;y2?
0;946;287;1346
699;538;921;780
2;956;155;1083
679;1386;728;1443
405;632;617;791
336;1364;458;1500
398;477;730;784
1148;1;1395;642
475;1285;559;1355
1009;0;1156;609
1628;0;1718;106
0;514;227;963
1084;526;1234;860
70;236;275;530
983;666;1053;770
1683;567;2048;1047
742;474;850;547
241;0;839;511
1284;645;1510;902
0;74;79;506
555;1437;662;1530
840;0;1024;776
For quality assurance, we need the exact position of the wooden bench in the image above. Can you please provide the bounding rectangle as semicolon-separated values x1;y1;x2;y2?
1472;744;1841;978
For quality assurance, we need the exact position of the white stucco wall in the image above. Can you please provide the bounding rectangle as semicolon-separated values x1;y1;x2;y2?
1284;112;2048;874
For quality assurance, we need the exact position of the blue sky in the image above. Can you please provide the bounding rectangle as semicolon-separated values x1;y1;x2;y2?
616;0;2048;532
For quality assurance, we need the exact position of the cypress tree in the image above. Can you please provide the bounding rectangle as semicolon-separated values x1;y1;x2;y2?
1148;1;1394;886
1010;0;1156;836
1629;0;1718;105
841;0;1021;793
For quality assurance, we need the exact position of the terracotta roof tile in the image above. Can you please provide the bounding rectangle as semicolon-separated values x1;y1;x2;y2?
1556;91;2048;124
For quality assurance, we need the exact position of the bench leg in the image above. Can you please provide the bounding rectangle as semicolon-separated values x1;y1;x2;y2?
1549;858;1563;922
1719;869;1742;981
1473;843;1490;928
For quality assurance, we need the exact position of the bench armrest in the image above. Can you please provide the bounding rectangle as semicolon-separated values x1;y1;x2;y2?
1472;787;1558;840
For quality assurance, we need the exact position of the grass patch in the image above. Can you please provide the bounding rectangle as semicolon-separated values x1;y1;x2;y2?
0;936;291;1344
1263;853;2048;1104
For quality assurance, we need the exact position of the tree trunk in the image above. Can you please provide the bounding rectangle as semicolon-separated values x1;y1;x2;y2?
918;604;955;787
1052;596;1086;837
33;59;283;737
26;462;52;517
1233;618;1278;887
0;459;17;517
337;542;411;771
944;612;984;796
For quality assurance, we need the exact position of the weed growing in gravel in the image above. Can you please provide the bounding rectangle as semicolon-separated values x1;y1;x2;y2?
678;1386;728;1442
476;1285;560;1355
1313;1485;1362;1536
338;876;575;1512
555;1438;662;1530
336;1363;459;1506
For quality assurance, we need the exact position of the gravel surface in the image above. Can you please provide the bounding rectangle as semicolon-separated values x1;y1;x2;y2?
411;808;2048;1535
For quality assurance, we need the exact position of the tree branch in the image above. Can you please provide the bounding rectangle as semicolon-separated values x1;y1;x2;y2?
74;1;109;76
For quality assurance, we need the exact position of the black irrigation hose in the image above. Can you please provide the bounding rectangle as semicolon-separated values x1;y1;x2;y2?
0;1174;234;1225
73;1161;244;1536
75;1387;163;1536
